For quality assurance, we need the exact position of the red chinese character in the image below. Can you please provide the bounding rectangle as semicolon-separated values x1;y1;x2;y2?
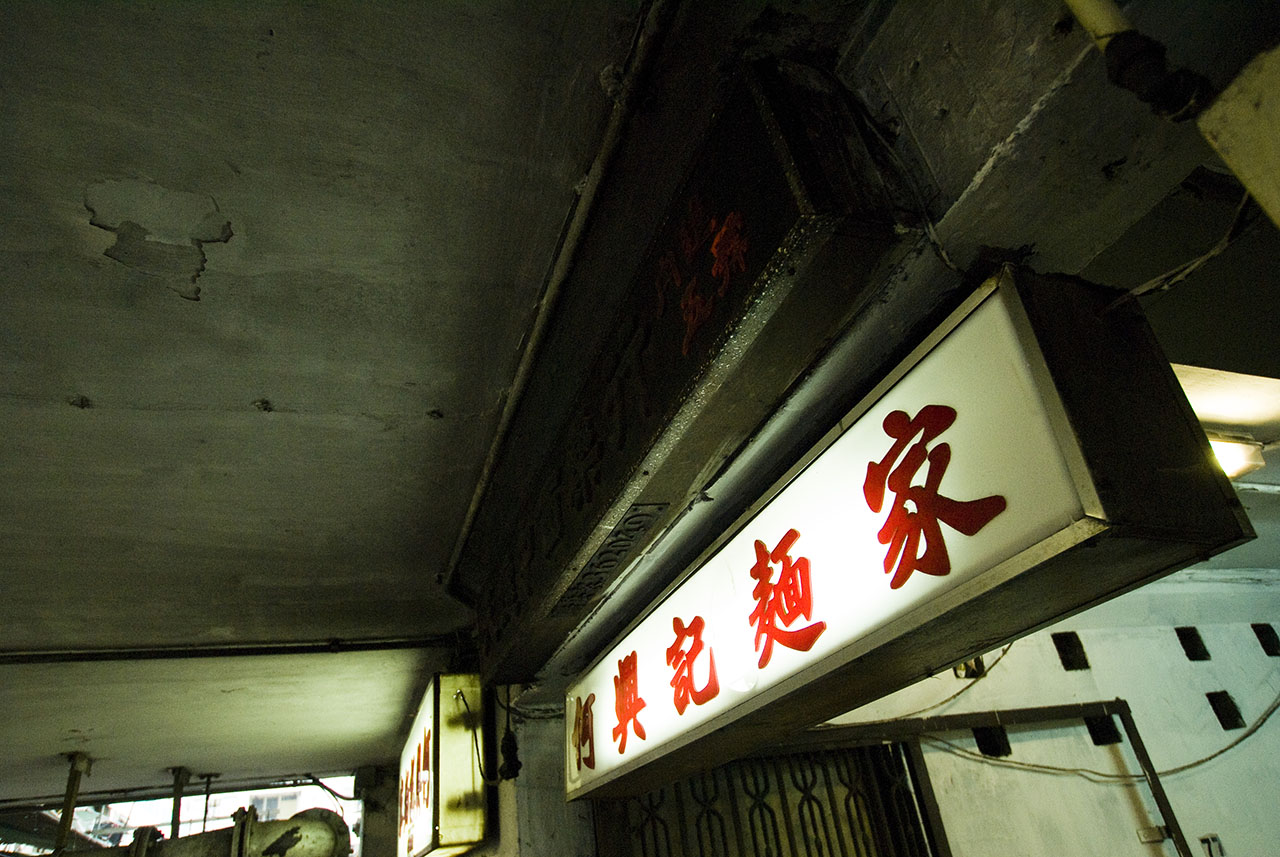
680;275;712;355
864;405;1007;590
709;211;748;296
677;197;716;265
666;615;719;714
398;728;430;837
572;693;596;770
611;651;646;753
749;528;827;669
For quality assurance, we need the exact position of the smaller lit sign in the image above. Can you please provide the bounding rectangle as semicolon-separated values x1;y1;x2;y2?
397;674;487;857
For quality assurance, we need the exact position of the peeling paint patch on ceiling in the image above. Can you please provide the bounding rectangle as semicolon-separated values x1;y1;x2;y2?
84;180;233;300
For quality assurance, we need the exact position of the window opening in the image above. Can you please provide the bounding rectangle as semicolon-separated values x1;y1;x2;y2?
1175;626;1211;661
1051;631;1090;670
971;725;1012;757
1252;622;1280;657
1083;714;1122;746
1205;691;1245;731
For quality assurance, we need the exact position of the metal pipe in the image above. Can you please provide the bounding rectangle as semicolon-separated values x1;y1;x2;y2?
76;808;349;857
0;772;350;815
442;0;682;594
53;752;91;852
201;774;219;833
0;633;457;666
1063;0;1214;122
1063;0;1132;51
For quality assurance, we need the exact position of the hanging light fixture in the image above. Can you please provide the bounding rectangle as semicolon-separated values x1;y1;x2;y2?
1208;437;1266;479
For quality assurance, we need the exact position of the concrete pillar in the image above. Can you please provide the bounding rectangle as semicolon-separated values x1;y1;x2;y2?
355;765;399;857
510;716;594;857
357;715;594;857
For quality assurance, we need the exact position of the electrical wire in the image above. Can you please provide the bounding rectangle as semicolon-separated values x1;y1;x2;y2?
851;644;1015;726
898;644;1015;719
919;681;1280;784
315;780;347;819
1107;190;1260;312
921;734;1142;784
455;691;503;787
304;776;357;803
492;687;563;722
1158;684;1280;777
850;91;961;272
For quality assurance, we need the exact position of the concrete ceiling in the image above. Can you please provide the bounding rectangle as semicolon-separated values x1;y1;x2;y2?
0;0;631;805
2;0;1277;815
0;650;449;805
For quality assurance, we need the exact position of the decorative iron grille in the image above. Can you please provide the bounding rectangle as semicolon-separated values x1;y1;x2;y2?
602;744;934;857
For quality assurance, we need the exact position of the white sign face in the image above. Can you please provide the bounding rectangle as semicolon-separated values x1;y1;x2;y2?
398;679;435;857
565;282;1095;798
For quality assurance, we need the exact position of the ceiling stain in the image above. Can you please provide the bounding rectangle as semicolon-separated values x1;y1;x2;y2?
84;180;233;301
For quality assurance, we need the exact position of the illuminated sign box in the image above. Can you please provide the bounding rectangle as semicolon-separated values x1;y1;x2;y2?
565;268;1252;799
398;674;486;857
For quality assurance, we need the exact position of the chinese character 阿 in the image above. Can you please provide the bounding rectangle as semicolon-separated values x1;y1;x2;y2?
863;405;1007;590
572;693;596;771
612;651;646;753
666;615;719;714
749;528;827;669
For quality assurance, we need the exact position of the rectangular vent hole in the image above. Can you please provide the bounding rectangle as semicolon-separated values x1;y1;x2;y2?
1051;631;1090;670
1206;691;1245;731
971;725;1011;757
1084;714;1122;746
1176;626;1211;661
1253;622;1280;657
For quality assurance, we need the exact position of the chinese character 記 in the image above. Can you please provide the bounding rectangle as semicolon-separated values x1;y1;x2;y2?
666;615;719;714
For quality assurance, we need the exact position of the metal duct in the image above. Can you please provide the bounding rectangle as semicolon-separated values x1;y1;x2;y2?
68;808;349;857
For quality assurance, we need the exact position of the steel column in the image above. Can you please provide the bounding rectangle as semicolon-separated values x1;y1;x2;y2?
53;752;91;852
1115;704;1193;857
169;767;191;840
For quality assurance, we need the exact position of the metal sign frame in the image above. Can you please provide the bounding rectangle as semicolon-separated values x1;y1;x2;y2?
565;268;1251;800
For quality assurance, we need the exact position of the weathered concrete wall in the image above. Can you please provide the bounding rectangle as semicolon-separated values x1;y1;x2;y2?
833;576;1280;856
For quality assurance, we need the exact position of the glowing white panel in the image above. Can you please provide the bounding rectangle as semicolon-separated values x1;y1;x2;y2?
398;680;435;857
565;279;1097;798
398;674;486;857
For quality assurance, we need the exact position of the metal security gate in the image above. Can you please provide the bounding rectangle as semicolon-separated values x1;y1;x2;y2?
594;744;939;857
